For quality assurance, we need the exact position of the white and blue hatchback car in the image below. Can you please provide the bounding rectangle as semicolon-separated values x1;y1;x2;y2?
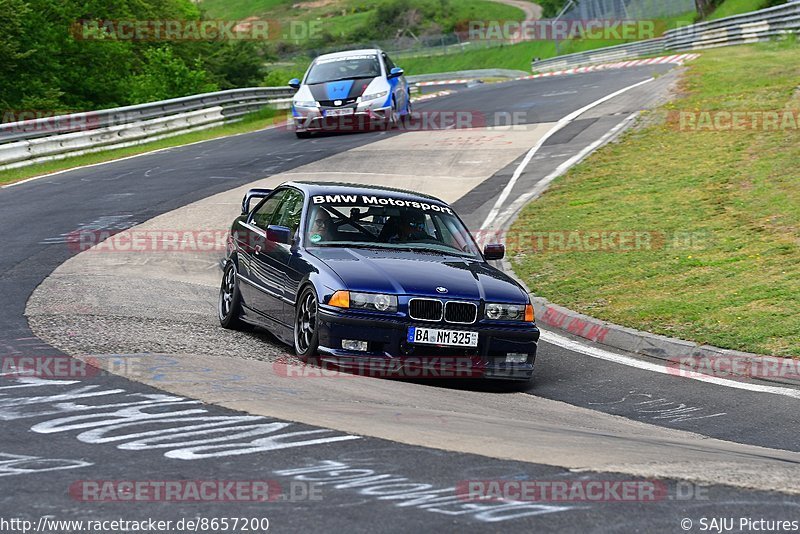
288;48;411;138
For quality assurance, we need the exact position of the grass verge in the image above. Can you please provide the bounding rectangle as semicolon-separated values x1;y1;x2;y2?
708;0;785;20
509;40;800;357
0;108;286;186
199;0;524;39
397;13;696;75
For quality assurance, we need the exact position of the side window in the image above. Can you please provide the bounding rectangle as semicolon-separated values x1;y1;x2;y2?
250;190;286;228
382;53;396;73
270;189;305;235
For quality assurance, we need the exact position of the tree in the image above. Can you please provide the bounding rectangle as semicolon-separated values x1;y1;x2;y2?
127;47;217;103
694;0;719;18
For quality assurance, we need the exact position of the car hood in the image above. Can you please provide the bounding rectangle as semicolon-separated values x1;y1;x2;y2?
307;77;379;102
311;248;528;303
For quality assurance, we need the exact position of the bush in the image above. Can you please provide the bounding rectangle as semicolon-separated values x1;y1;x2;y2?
127;47;218;103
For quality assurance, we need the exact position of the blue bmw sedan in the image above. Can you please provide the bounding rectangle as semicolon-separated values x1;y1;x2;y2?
219;182;540;381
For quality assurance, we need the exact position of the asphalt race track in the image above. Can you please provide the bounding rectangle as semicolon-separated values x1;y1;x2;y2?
2;63;799;532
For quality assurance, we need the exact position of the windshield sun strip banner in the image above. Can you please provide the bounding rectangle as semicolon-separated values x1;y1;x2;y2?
315;54;377;64
311;194;454;214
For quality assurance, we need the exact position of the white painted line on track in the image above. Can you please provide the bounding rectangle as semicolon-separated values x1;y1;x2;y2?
494;111;639;224
480;77;654;230
541;330;800;400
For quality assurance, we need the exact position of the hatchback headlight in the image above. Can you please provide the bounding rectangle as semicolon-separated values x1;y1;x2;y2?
485;303;534;322
361;91;388;101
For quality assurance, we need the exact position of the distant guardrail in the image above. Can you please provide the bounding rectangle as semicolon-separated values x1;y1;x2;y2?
532;1;800;72
406;69;529;83
0;87;296;171
0;68;533;171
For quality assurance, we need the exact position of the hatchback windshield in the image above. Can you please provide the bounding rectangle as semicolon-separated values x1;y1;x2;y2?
305;55;381;85
305;195;481;258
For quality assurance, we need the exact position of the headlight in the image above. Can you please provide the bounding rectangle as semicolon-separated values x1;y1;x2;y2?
352;292;397;312
361;91;388;102
293;100;317;108
328;291;398;313
485;303;535;322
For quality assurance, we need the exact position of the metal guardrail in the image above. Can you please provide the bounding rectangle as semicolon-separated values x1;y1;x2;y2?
0;67;531;171
532;0;800;72
406;69;530;83
532;38;666;72
0;87;296;170
0;87;295;145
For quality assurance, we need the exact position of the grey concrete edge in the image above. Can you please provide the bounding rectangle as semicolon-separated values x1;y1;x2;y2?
494;115;800;388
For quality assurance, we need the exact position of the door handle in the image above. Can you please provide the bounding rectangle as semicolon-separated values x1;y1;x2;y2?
255;244;262;254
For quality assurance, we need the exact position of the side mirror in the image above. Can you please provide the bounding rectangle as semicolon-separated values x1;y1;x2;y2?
267;225;292;245
388;67;404;79
242;188;273;215
484;243;505;261
288;78;301;89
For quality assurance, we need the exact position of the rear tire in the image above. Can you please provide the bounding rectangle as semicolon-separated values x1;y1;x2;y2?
219;263;247;330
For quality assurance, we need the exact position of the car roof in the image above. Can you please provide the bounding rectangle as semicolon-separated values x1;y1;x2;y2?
283;181;448;205
313;49;383;61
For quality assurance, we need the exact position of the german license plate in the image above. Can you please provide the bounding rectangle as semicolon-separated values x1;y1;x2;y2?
407;327;478;348
325;108;354;117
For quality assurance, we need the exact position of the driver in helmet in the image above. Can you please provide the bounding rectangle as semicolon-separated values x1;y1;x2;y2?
386;210;431;243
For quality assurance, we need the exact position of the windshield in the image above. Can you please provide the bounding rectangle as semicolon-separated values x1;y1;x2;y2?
305;55;381;85
305;195;480;258
305;194;481;258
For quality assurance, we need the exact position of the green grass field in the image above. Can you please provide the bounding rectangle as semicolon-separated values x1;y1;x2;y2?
199;0;292;21
198;0;525;39
396;12;696;75
708;0;784;20
510;40;800;357
398;38;628;75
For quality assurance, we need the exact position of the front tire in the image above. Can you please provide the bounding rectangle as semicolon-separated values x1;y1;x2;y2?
219;263;247;330
385;98;399;130
296;131;312;139
294;286;320;360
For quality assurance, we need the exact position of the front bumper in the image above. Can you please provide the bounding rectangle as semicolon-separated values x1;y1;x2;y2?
316;307;540;381
292;103;392;133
